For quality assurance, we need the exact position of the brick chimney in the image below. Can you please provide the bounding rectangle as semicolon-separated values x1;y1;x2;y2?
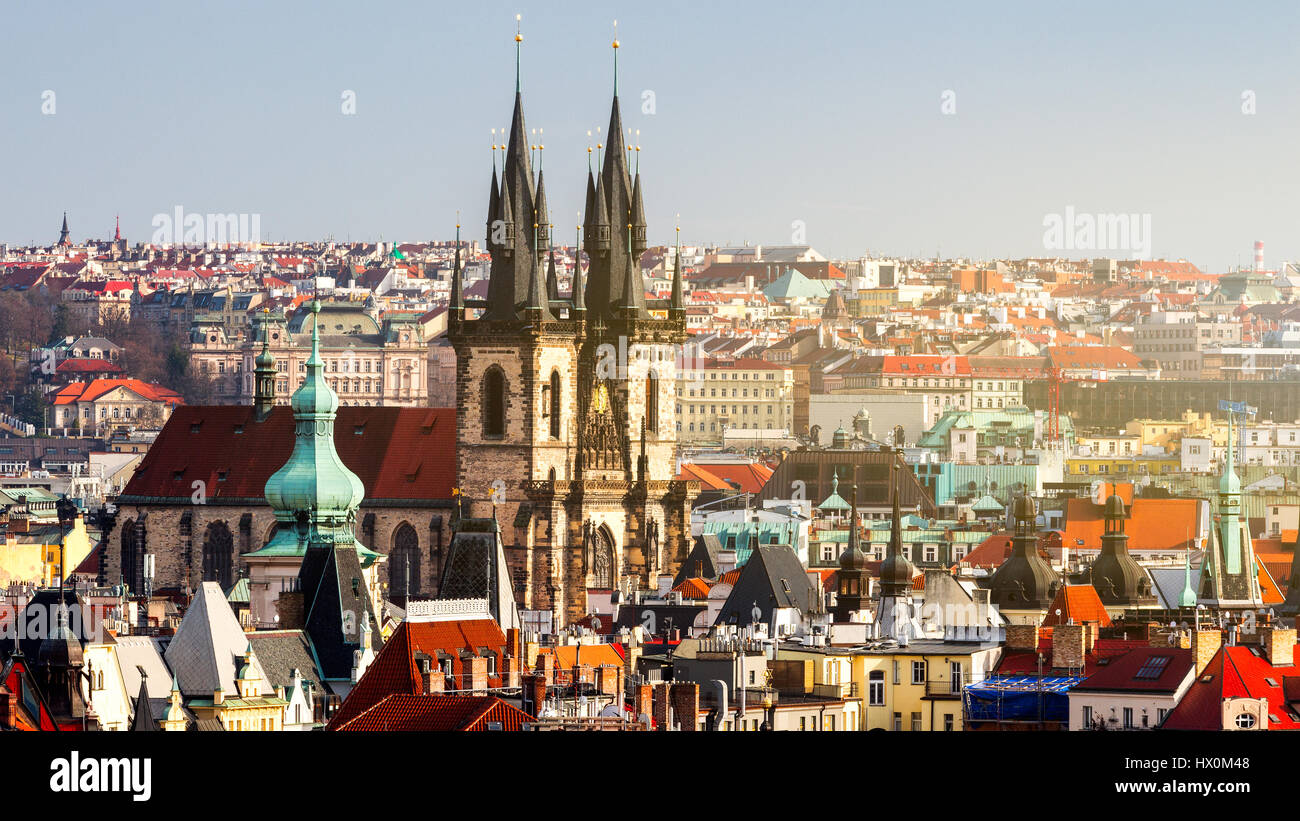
536;653;555;685
670;682;700;731
635;684;653;722
651;681;672;731
1051;624;1087;671
527;674;546;717
276;590;304;629
1192;629;1223;675
1005;624;1039;652
468;656;489;694
424;667;444;693
1259;627;1297;667
506;628;521;660
501;655;521;688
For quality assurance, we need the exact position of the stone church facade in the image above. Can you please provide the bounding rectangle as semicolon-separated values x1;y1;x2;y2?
448;58;697;624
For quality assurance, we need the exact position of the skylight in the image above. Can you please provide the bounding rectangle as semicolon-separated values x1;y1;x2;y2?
1133;654;1172;680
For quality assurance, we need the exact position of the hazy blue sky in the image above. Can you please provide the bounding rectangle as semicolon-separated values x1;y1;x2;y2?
2;1;1297;272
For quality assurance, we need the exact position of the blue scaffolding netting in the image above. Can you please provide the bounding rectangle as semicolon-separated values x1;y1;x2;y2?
963;675;1083;723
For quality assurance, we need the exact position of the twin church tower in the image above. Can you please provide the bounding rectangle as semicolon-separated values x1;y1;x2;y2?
447;30;695;624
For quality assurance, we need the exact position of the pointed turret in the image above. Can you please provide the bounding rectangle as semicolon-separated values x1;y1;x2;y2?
1091;492;1156;607
571;227;586;315
486;166;501;238
252;317;276;422
670;228;685;318
878;461;914;599
546;244;560;303
58;212;70;246
631;172;647;254
620;221;643;319
989;494;1060;612
449;222;464;322
533;169;550;248
833;482;870;621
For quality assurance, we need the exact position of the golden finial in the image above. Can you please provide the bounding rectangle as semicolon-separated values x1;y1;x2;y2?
515;13;522;42
612;18;619;48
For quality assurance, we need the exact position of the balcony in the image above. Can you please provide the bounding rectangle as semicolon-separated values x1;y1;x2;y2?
811;681;860;700
923;679;967;699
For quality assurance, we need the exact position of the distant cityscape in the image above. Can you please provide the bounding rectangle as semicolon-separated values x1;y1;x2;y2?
5;29;1300;743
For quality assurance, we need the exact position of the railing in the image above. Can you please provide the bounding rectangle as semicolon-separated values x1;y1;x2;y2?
811;681;860;700
924;679;968;698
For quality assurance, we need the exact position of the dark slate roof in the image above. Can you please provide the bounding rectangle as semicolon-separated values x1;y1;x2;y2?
714;543;820;626
673;534;725;587
246;630;323;689
299;544;381;683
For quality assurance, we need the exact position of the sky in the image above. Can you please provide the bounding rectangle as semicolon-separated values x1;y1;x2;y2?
1;1;1297;272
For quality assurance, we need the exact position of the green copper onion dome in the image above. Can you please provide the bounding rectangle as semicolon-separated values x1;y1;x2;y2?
264;299;364;520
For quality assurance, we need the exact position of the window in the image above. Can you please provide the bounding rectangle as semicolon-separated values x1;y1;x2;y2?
549;370;561;438
893;712;902;731
911;660;926;685
1082;705;1093;728
646;375;659;433
1123;707;1134;729
944;714;954;731
1133;654;1172;680
483;368;506;437
1235;713;1256;729
911;712;922;732
869;671;885;706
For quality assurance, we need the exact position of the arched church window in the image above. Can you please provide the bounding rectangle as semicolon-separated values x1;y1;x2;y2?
591;527;614;589
646;375;659;434
549;370;561;438
202;521;234;588
120;519;139;592
483;367;506;437
391;523;421;599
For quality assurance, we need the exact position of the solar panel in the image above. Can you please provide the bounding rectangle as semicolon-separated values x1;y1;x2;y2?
1133;654;1172;680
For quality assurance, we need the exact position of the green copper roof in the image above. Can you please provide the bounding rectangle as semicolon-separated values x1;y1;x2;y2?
818;471;851;511
264;300;365;521
971;494;1004;513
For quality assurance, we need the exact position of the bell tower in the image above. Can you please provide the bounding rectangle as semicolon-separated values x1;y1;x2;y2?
449;27;696;627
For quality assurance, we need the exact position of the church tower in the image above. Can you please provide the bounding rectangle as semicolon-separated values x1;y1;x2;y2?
1198;413;1263;611
449;29;695;626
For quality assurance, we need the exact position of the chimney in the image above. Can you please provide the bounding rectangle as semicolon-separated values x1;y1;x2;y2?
468;656;489;694
501;654;521;688
1051;624;1087;671
528;673;547;717
1259;627;1296;667
651;681;672;731
213;687;225;706
506;628;521;660
424;668;444;693
1192;629;1223;675
1005;624;1039;652
595;664;620;696
635;684;653;721
276;590;304;629
670;682;700;731
537;653;555;685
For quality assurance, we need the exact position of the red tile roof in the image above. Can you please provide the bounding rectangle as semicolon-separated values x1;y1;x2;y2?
998;636;1150;676
1062;497;1199;553
671;578;712;599
332;694;532;731
49;379;183;407
54;359;125;375
1041;585;1113;628
120;404;456;502
1072;647;1194;694
1162;643;1300;730
328;617;508;729
677;462;774;494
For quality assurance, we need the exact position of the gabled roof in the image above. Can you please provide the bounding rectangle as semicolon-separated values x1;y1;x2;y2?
49;379;183;407
1162;643;1300;730
163;582;260;698
714;543;819;626
327;616;507;729
1041;585;1113;628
